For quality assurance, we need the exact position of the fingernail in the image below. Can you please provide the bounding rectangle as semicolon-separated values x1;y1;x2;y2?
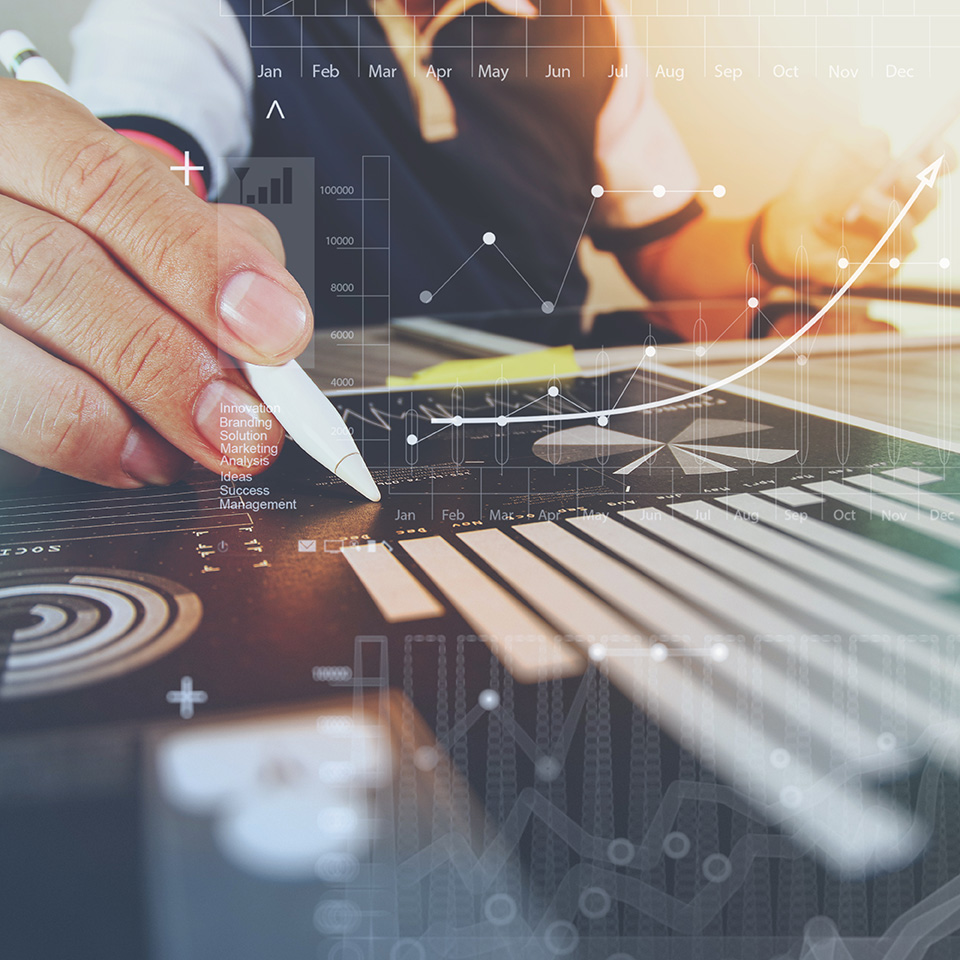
120;426;188;486
194;380;283;470
219;271;309;357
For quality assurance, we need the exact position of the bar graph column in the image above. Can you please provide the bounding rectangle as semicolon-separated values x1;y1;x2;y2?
359;156;391;456
360;156;391;334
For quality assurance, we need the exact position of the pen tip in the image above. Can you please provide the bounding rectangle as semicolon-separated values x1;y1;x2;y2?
336;453;381;503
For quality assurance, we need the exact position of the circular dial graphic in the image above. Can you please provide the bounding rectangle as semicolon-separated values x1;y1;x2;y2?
0;568;202;699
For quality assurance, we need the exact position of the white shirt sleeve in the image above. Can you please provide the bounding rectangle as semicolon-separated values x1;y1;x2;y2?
69;0;254;198
592;0;699;233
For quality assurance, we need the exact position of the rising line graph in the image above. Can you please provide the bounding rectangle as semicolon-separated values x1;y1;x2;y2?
431;157;946;427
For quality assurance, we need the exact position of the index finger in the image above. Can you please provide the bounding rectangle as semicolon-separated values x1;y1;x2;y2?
0;80;313;365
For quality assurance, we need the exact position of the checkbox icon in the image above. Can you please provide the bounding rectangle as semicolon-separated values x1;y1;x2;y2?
298;539;317;553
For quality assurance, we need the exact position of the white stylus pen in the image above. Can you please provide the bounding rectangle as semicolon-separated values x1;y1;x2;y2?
0;29;68;93
0;29;380;502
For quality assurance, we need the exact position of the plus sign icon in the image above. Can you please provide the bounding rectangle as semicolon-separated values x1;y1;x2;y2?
169;150;204;188
165;676;208;719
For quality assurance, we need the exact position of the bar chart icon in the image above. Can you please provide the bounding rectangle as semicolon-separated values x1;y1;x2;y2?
233;165;294;205
222;157;315;365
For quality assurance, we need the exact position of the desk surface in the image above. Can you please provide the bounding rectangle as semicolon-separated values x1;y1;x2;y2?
5;323;960;959
679;348;960;446
311;325;960;447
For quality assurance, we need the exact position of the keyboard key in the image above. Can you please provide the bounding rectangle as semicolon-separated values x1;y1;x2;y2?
669;500;960;638
399;535;582;682
616;507;960;771
459;530;917;875
718;493;958;592
342;542;443;624
514;520;727;642
456;528;638;642
762;488;826;508
843;474;960;521
805;481;960;550
883;467;943;486
567;514;814;640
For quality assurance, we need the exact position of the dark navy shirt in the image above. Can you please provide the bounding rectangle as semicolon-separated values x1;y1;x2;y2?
75;0;701;325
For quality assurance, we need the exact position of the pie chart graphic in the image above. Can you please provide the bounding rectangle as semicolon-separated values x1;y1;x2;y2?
532;418;799;475
0;568;202;699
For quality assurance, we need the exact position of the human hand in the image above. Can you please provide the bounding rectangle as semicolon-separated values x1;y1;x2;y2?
0;81;314;488
760;125;951;290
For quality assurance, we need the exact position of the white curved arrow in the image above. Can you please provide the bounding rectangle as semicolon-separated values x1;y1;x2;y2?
433;157;945;426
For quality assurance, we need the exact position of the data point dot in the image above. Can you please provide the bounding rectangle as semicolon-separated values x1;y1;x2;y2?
889;257;901;269
644;345;656;357
536;756;562;782
837;257;850;270
770;748;791;769
406;434;418;446
484;893;518;927
702;853;733;883
588;643;607;662
452;415;463;427
695;346;707;357
710;642;729;662
597;415;609;426
541;301;555;314
650;643;669;662
713;184;726;198
591;184;604;198
747;296;759;309
413;746;439;771
780;785;803;809
652;184;666;198
940;258;951;269
877;732;897;752
797;355;808;366
419;290;433;303
497;416;508;427
478;689;500;710
663;832;690;860
543;921;579;956
608;838;636;865
578;887;612;920
483;232;496;245
547;385;560;397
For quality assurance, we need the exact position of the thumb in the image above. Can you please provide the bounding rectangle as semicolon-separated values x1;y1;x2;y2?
217;203;287;266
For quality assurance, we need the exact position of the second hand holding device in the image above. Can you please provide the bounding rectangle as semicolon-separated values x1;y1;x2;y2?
0;29;380;502
845;94;960;223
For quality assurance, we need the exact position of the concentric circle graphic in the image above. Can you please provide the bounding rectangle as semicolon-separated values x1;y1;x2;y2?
0;568;202;698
